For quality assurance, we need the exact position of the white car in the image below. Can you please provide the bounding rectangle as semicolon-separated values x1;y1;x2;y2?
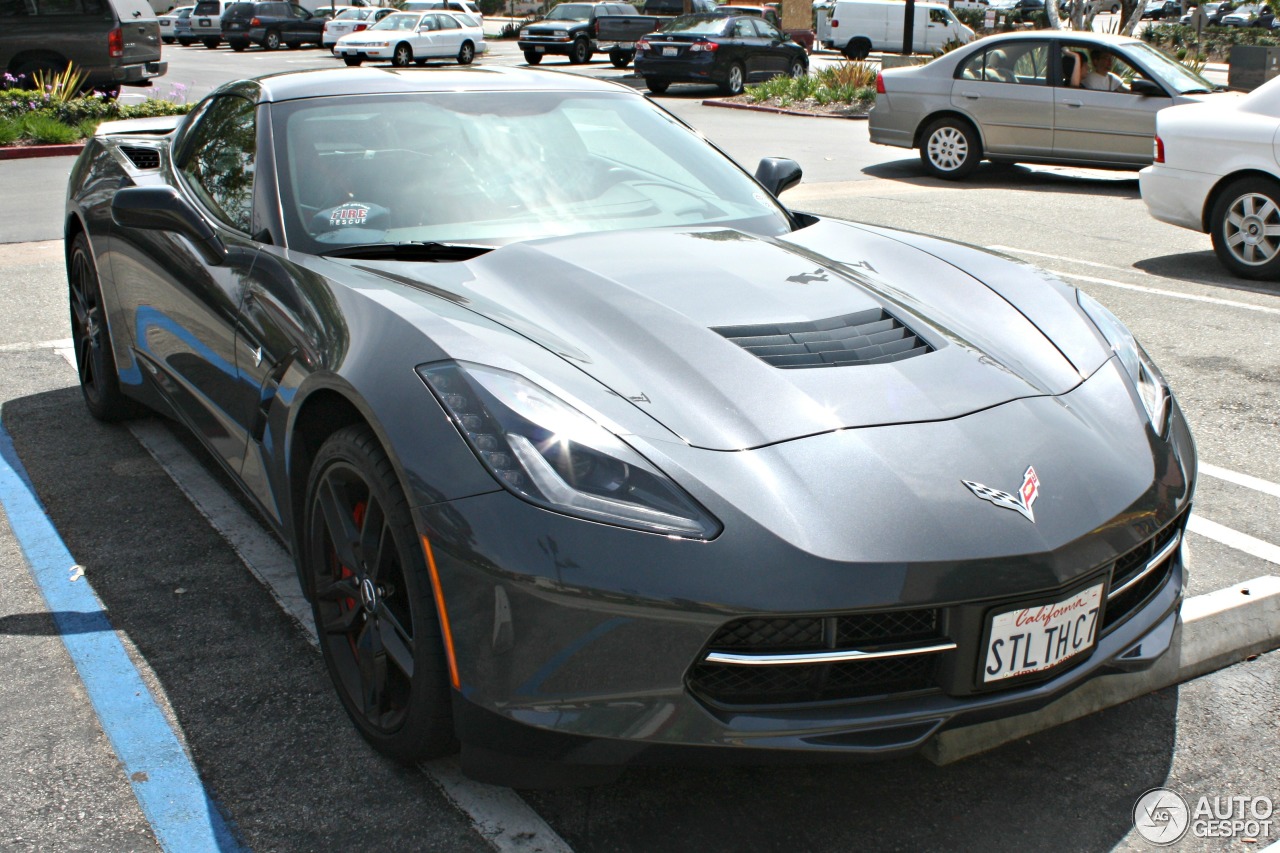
334;10;486;66
400;0;483;19
158;5;194;43
324;6;395;47
1140;77;1280;279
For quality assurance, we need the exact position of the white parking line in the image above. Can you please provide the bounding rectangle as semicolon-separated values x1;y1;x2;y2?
0;337;73;352
1201;463;1280;500
1188;514;1280;567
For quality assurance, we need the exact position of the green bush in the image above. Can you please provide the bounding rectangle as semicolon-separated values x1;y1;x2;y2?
22;113;82;144
0;117;20;145
743;65;875;110
0;87;191;145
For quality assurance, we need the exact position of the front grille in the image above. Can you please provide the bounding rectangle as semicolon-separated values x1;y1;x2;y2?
690;608;944;706
713;308;933;369
1102;514;1185;632
691;654;938;705
119;146;160;170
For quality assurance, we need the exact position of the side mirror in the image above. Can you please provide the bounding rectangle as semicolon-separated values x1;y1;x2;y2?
1130;77;1164;97
755;157;802;196
112;186;227;266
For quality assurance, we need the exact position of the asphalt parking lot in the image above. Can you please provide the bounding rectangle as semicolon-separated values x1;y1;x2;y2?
1;38;1278;853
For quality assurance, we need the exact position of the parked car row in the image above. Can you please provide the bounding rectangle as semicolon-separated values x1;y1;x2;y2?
333;9;485;65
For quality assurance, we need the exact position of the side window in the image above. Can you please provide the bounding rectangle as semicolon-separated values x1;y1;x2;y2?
928;8;947;22
755;19;782;38
180;95;257;233
732;18;754;37
290;3;309;17
441;12;459;27
959;43;1047;85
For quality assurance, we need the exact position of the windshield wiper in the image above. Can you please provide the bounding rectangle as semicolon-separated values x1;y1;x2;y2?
1181;87;1215;94
320;241;491;261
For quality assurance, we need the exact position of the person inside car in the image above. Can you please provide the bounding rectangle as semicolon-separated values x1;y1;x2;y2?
1068;48;1126;91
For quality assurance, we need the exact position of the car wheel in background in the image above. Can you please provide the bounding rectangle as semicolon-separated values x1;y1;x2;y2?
609;47;633;67
523;49;542;64
920;116;981;179
67;233;140;422
789;59;806;77
230;39;248;51
392;42;413;66
1210;177;1280;279
304;425;456;764
719;62;745;95
343;54;362;65
569;36;592;64
263;29;281;49
162;36;175;43
843;36;870;60
203;36;220;48
645;77;669;93
457;40;475;64
178;37;195;45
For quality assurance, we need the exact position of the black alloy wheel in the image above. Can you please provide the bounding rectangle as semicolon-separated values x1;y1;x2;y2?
524;49;543;64
305;425;455;762
392;41;413;66
457;40;475;64
68;233;139;422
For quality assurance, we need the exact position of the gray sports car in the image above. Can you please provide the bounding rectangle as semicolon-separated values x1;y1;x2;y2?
65;67;1194;786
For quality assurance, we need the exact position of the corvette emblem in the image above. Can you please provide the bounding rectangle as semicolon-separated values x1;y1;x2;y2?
962;466;1040;523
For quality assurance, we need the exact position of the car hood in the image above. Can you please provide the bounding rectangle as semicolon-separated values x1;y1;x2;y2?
354;220;1103;451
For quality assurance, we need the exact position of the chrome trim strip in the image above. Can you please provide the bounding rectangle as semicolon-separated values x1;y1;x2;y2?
704;641;957;667
1108;531;1182;601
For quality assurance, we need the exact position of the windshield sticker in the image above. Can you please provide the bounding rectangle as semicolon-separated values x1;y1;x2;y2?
329;203;372;227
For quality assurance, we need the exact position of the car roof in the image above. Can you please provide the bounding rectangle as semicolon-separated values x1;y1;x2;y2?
250;66;632;103
974;29;1144;47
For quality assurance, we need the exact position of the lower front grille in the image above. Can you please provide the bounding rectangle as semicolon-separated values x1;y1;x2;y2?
1102;513;1186;632
691;654;938;705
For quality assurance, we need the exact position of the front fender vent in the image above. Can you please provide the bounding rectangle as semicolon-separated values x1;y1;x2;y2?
118;145;161;170
713;308;933;368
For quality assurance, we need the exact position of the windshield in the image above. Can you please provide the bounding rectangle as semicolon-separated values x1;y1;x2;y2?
272;91;793;255
662;14;732;33
370;12;422;29
544;3;592;19
1124;42;1216;93
334;7;368;18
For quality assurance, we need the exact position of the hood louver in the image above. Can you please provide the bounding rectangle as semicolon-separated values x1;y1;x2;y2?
119;145;161;170
714;308;933;369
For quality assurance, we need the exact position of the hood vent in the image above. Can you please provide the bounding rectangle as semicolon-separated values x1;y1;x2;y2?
714;308;933;369
119;145;161;170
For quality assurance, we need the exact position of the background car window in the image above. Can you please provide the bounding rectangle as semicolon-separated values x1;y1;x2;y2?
180;95;257;233
929;8;947;22
732;18;754;36
753;18;781;37
289;3;309;17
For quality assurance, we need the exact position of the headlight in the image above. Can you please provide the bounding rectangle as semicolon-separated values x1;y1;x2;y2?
1077;290;1169;434
419;362;721;539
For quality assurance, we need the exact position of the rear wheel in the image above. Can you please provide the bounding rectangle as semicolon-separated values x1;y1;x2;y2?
1210;176;1280;279
645;77;669;94
263;29;281;49
569;36;591;64
392;41;412;67
719;61;745;95
609;47;633;67
68;233;139;422
178;37;195;45
304;425;455;763
842;37;870;60
343;54;363;66
523;49;542;64
457;40;475;65
230;39;248;51
919;116;981;179
162;36;175;44
203;36;220;48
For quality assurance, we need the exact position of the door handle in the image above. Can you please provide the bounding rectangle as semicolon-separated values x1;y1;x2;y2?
1063;99;1083;107
961;92;980;99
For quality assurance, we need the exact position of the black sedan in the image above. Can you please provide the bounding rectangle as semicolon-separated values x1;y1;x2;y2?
635;13;807;95
66;67;1193;786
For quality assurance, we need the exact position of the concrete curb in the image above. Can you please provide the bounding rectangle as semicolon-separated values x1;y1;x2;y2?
0;143;85;161
924;576;1280;765
701;99;869;120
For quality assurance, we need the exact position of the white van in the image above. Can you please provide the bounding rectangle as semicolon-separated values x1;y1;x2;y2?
822;0;973;58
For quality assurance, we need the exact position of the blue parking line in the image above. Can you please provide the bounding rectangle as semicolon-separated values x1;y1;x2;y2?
0;423;243;853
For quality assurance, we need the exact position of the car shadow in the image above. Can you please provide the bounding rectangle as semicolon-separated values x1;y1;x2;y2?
1135;251;1280;297
861;159;1142;198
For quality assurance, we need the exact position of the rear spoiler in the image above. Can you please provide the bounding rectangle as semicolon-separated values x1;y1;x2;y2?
95;115;185;137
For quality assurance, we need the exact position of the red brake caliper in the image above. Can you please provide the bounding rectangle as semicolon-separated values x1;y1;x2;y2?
340;501;368;652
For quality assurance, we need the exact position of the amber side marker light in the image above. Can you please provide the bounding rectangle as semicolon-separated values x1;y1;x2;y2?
421;534;461;690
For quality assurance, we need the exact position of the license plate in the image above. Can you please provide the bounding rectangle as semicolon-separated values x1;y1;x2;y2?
230;22;243;28
534;45;545;52
982;582;1104;683
199;17;210;25
663;46;677;56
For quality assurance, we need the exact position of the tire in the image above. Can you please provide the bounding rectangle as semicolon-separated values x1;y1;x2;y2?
919;116;981;179
287;40;302;49
457;40;474;65
203;36;220;48
719;61;745;95
569;36;591;64
162;36;175;44
1210;177;1280;279
609;48;633;68
230;40;248;51
789;59;806;78
67;233;140;423
263;29;281;50
645;77;669;94
304;425;455;763
414;58;428;66
343;54;363;66
842;37;870;60
392;41;412;67
523;49;542;64
178;37;194;46
15;58;60;78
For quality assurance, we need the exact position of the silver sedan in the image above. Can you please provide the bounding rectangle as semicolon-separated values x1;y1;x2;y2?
869;31;1230;179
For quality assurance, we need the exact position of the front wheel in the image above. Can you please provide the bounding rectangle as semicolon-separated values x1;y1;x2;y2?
68;233;140;422
569;37;592;64
719;62;745;95
789;59;806;78
162;36;175;44
304;425;456;763
343;54;362;66
523;49;542;64
645;77;669;94
263;29;281;50
1210;177;1280;279
919;117;981;179
457;40;475;65
391;41;412;67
